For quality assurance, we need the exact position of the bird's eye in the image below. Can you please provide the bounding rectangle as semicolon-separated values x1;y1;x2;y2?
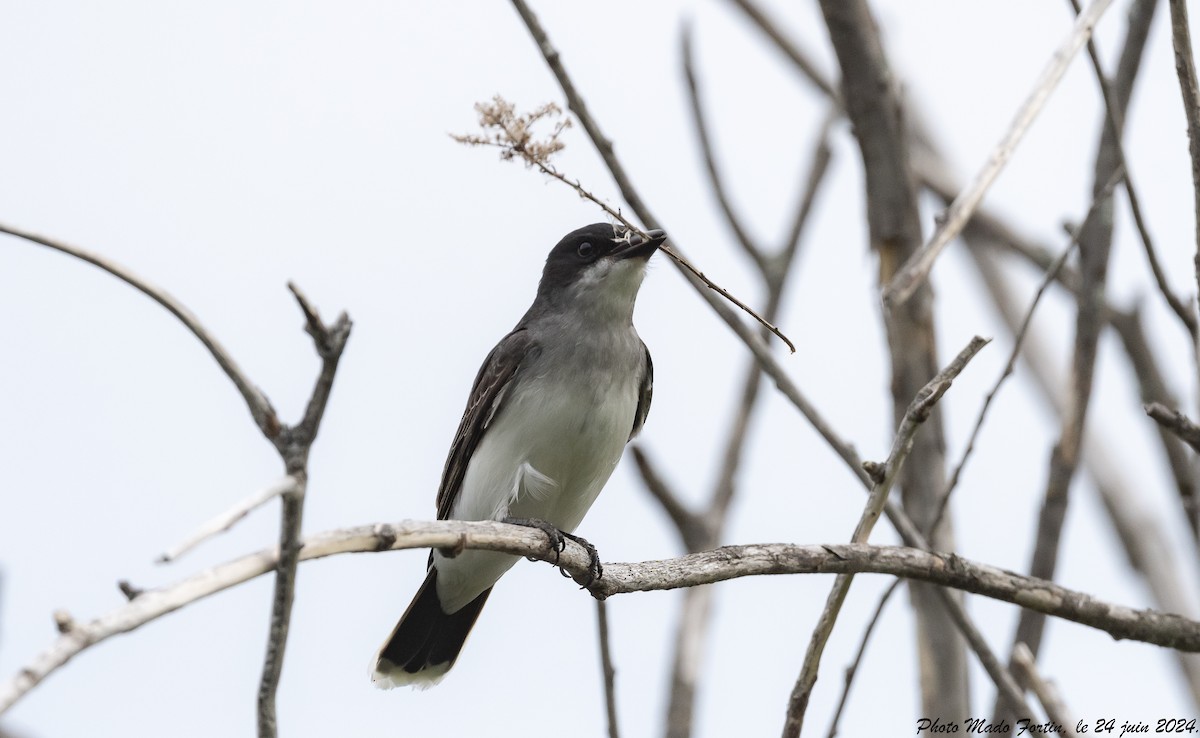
576;242;595;259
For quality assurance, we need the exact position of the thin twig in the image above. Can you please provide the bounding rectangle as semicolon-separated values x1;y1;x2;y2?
458;112;796;354
1168;0;1200;306
257;290;351;738
0;222;279;436
507;0;863;487
783;337;990;738
630;446;707;553
1146;402;1200;454
709;126;834;523
596;600;621;738
681;20;768;273
3;222;352;737
724;2;1039;718
824;580;902;738
654;95;834;738
727;0;840;102
6;525;1198;717
931;168;1125;535
818;0;969;720
1067;0;1196;339
157;477;300;564
921;114;1199;537
883;0;1117;307
502;3;1052;722
1012;643;1078;736
969;245;1200;707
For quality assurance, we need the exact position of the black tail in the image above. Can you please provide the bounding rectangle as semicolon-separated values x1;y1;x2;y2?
371;568;492;689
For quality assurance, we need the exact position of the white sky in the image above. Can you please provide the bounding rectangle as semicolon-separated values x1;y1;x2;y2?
3;1;1200;736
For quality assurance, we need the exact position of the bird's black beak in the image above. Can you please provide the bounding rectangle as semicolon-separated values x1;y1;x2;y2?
614;228;667;261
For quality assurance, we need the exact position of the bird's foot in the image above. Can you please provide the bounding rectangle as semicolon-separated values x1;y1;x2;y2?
560;531;603;586
501;517;602;584
502;517;566;564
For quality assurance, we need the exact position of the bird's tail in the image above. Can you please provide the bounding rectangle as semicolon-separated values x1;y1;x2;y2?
370;567;492;689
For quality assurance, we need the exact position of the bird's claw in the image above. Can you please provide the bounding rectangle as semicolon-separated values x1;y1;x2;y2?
501;517;602;585
502;517;567;564
560;531;603;586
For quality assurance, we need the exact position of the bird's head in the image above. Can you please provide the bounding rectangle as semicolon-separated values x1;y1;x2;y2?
534;223;667;323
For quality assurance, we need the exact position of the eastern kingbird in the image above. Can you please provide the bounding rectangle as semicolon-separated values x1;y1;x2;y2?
371;222;666;689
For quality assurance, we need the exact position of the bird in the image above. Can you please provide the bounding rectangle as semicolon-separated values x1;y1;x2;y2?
371;222;666;689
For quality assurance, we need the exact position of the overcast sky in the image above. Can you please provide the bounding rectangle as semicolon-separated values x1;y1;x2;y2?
3;1;1200;736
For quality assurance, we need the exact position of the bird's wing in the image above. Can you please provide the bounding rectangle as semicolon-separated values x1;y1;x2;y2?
436;328;538;521
629;340;653;440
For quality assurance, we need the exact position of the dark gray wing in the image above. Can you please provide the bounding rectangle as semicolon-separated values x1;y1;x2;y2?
629;340;652;440
435;328;537;521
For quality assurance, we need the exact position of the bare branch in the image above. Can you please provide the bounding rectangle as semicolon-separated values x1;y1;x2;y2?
511;6;870;504
1067;0;1196;338
1167;0;1200;304
883;0;1118;307
817;0;973;721
1147;403;1200;454
655;102;834;738
1012;643;1078;736
664;585;715;738
287;282;354;449
157;477;300;564
927;136;1199;538
630;446;707;552
783;337;990;738
721;7;1036;718
5;521;1200;717
0;221;280;437
257;291;351;738
969;245;1200;706
456;95;796;354
726;0;839;101
596;600;621;738
681;20;768;273
2;222;352;736
933;168;1125;534
824;580;902;738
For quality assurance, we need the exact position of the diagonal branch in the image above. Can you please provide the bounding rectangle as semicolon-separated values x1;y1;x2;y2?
157;477;300;564
824;580;903;738
508;0;869;492
932;168;1125;534
256;288;351;738
681;20;768;273
816;0;967;722
1012;643;1078;736
783;337;990;738
1167;0;1200;305
1147;403;1200;454
0;222;280;437
596;600;621;738
1067;0;1195;339
883;0;1117;307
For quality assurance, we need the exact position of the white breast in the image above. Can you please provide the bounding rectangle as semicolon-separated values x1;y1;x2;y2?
433;327;643;613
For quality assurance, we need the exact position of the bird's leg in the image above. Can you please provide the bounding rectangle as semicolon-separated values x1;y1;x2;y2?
500;517;603;584
559;531;603;586
502;517;566;564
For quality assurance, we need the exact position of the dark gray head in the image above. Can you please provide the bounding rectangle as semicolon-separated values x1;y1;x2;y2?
530;223;666;321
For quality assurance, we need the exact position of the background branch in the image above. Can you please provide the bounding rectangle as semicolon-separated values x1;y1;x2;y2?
815;0;969;723
784;337;989;737
1168;0;1200;303
883;0;1117;306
